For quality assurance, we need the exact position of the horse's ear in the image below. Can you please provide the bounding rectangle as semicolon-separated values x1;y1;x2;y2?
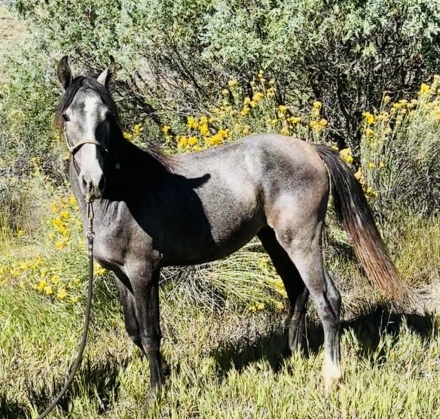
97;55;116;87
57;56;72;90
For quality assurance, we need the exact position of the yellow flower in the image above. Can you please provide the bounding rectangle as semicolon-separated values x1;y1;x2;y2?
243;97;251;105
188;137;198;146
256;302;265;311
57;288;68;300
383;95;391;104
318;118;328;127
278;105;287;113
242;126;250;135
339;148;353;165
55;239;66;250
37;280;47;291
368;162;376;169
288;116;301;125
94;264;106;276
252;92;264;102
269;118;278;126
362;111;375;125
44;285;53;295
312;101;322;109
51;274;60;285
365;128;375;136
187;116;198;130
70;295;79;303
199;123;209;136
221;88;229;96
123;132;132;141
50;203;59;213
250;100;257;108
419;83;430;95
133;124;143;137
280;126;289;135
162;125;171;134
228;79;238;87
69;195;76;206
275;301;284;311
240;106;250;116
17;229;25;237
177;137;188;149
60;211;70;219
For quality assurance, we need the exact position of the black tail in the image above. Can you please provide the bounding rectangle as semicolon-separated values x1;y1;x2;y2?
315;145;408;301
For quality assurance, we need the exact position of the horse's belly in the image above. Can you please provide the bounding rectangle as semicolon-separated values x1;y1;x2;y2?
161;216;264;266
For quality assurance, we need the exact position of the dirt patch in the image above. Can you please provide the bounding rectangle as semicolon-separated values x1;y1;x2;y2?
0;6;27;83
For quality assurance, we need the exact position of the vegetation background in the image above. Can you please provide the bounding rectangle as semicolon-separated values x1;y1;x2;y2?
1;0;440;417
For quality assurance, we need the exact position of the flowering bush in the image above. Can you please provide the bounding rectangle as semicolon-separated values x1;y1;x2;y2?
0;165;108;305
152;72;331;154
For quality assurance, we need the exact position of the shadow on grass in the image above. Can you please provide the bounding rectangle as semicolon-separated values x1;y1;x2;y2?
0;393;26;419
211;305;436;375
0;356;128;418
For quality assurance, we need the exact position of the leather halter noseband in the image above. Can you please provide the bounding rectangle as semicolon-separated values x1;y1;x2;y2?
64;126;109;156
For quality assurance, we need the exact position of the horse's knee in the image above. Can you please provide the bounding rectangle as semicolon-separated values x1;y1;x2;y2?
140;334;161;353
129;334;142;348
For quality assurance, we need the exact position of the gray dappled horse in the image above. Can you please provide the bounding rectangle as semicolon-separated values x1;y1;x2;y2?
55;56;406;399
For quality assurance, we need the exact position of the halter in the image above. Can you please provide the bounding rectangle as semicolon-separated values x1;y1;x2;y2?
64;125;108;156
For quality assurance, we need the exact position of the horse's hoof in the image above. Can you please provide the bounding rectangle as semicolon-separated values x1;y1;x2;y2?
143;387;163;411
323;360;342;394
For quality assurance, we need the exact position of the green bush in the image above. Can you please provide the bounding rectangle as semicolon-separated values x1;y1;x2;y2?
8;0;440;154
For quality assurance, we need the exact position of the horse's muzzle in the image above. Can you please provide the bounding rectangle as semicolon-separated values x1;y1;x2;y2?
80;170;106;200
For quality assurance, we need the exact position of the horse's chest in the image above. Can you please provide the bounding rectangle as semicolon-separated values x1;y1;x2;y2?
91;220;154;269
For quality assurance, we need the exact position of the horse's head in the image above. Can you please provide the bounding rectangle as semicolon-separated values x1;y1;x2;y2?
56;56;117;201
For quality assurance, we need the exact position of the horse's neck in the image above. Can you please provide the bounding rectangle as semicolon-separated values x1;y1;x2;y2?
69;133;169;216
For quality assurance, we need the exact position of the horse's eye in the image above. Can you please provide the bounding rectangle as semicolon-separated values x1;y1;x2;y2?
62;114;70;122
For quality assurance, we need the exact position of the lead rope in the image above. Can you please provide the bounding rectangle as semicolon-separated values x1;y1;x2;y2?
37;200;95;419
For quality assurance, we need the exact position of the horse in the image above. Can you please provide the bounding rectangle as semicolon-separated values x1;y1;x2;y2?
55;56;406;400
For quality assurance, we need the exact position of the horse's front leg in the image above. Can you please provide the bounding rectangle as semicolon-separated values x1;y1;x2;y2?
128;257;165;399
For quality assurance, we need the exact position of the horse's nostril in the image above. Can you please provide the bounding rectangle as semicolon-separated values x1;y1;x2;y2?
82;175;88;191
98;176;106;192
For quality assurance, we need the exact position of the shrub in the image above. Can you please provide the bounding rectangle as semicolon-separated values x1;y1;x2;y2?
8;0;440;155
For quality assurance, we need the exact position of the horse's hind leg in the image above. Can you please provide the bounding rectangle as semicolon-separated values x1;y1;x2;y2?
272;219;341;391
258;227;309;353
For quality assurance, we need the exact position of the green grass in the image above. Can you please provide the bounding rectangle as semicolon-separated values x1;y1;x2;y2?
1;171;439;418
1;258;439;418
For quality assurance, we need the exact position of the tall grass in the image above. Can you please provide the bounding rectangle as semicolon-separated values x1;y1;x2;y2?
1;66;440;417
